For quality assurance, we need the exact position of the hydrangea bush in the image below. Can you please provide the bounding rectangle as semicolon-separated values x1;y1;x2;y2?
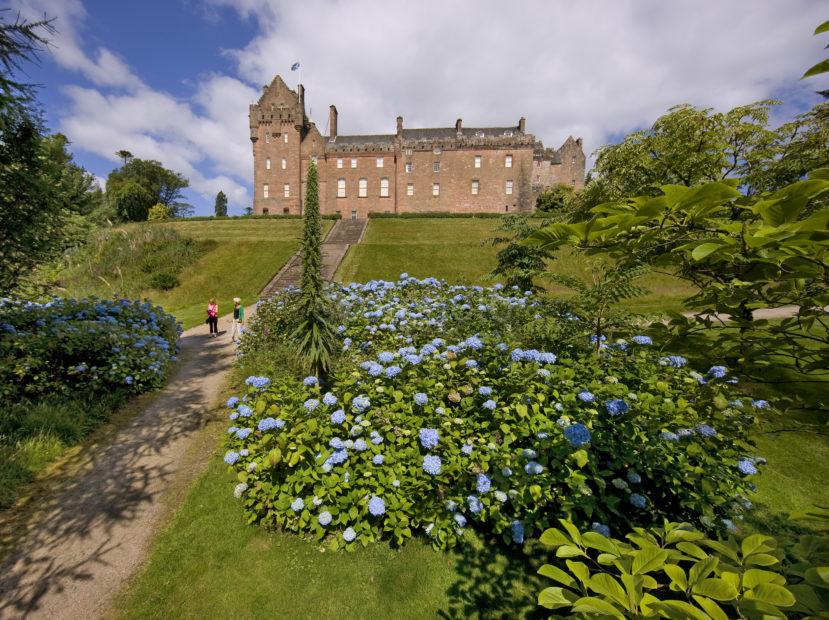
0;297;180;401
225;276;765;550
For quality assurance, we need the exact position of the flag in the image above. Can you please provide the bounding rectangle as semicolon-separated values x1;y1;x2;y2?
291;62;300;71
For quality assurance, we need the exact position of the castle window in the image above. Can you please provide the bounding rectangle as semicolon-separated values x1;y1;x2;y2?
471;180;479;195
571;179;576;186
351;158;357;168
380;178;389;197
283;133;289;144
337;178;346;198
433;147;441;155
405;148;413;156
283;183;290;198
572;155;576;164
265;133;270;144
266;158;271;170
358;178;367;198
281;158;287;170
505;180;513;195
262;208;269;215
405;162;413;173
407;183;414;196
503;130;513;137
337;158;344;169
433;161;440;173
505;155;513;168
474;155;481;169
376;157;384;168
432;183;440;197
263;184;269;198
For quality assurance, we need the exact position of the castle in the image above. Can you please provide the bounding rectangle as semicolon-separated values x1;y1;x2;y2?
250;76;585;218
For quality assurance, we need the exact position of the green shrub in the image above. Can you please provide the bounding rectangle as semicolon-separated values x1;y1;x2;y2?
224;277;765;551
368;212;507;219
536;518;829;618
149;272;180;290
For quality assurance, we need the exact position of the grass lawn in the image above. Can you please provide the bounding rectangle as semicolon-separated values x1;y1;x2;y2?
336;219;695;313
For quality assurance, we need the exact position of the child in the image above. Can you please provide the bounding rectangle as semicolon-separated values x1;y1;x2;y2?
230;297;244;342
206;298;219;338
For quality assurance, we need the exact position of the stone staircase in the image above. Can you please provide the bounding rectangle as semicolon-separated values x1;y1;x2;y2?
260;218;367;298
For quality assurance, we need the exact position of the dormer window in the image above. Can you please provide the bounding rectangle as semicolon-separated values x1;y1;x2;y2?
433;147;441;155
503;130;513;137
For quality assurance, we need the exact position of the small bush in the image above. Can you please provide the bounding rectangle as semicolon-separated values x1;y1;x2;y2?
149;272;180;290
368;212;507;219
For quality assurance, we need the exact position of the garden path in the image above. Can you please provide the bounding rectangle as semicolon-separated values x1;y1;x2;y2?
0;316;243;619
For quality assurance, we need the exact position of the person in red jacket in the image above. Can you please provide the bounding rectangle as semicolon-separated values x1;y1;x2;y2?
206;298;219;338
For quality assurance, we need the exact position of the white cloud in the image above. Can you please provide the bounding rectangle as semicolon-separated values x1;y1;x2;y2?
214;0;827;159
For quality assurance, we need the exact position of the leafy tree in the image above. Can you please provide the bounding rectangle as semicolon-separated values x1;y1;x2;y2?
292;162;337;377
147;203;172;220
214;190;228;217
111;180;154;222
536;184;574;212
106;158;191;219
486;214;555;290
115;149;133;165
244;206;253;216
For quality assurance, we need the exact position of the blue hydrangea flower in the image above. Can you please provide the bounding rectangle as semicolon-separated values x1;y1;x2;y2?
352;395;371;412
422;454;442;475
627;470;641;484
226;396;239;408
677;428;693;438
258;417;281;432
304;398;319;412
414;392;429;406
461;443;473;456
510;520;525;543
659;356;688;368
318;511;332;526
368;495;386;516
476;474;491;494
465;359;478;368
419;428;439;449
330;409;346;424
708;365;728;379
303;376;318;386
524;461;544;474
224;451;239;465
605;399;629;416
591;522;611;537
467;495;483;513
372;454;384;465
629;493;647;509
737;458;758;475
445;499;458;512
343;527;357;542
370;432;384;445
632;335;653;345
501;467;512;477
695;424;717;437
660;431;679;441
564;423;591;447
577;390;595;403
237;404;253;418
751;399;770;409
385;365;401;378
454;513;467;528
323;392;338;406
479;386;493;396
482;399;496;411
291;498;305;512
354;439;367;451
378;351;395;363
246;376;271;390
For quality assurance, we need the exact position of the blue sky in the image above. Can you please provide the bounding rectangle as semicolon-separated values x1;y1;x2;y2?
12;0;829;216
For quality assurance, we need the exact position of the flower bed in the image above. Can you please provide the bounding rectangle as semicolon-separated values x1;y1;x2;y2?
225;276;765;550
0;297;181;401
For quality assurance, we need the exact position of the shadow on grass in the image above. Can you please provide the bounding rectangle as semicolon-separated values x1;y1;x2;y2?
440;534;545;619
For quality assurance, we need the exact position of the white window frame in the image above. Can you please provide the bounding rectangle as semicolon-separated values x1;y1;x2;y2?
380;177;389;197
474;155;481;169
265;158;271;170
471;180;479;195
337;178;346;198
281;158;287;170
283;133;289;144
337;158;344;169
376;157;384;168
407;182;414;196
351;158;357;168
433;161;440;173
283;183;290;198
265;133;270;144
505;180;513;195
432;183;440;197
405;162;413;173
505;154;513;168
358;178;367;198
263;183;269;198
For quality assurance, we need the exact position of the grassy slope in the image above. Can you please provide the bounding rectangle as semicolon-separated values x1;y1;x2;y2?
337;219;694;312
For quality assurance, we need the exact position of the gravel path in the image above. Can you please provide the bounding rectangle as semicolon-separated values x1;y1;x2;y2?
0;317;241;619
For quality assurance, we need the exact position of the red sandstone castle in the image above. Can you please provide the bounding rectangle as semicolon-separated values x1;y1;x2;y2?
250;76;585;218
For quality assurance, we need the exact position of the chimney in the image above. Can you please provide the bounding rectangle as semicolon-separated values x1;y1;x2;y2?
396;115;403;138
455;118;463;135
518;117;526;133
329;105;338;140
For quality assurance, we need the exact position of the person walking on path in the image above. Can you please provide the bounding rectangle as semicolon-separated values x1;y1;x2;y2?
230;297;244;342
206;298;219;338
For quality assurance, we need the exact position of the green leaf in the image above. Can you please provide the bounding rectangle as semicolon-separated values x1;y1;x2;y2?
691;577;739;601
556;545;585;558
537;586;576;609
744;583;796;607
802;58;829;79
572;449;589;468
540;528;571;548
742;533;775;557
743;568;786;588
566;560;591;587
805;566;829;587
677;542;708;560
581;531;620;555
692;596;730;620
649;600;711;620
538;564;576;588
689;556;718;585
571;596;625;617
815;18;829;34
631;546;668;575
745;553;780;567
588;573;629;608
664;564;687;590
560;519;584;545
691;242;722;261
